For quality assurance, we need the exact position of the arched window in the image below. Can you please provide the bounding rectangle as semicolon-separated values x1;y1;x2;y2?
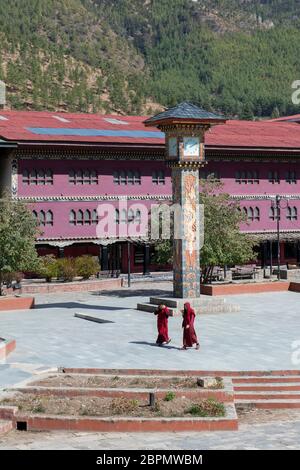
83;170;90;185
37;170;45;185
127;171;134;185
120;171;126;185
128;208;135;223
45;169;53;185
134;171;141;185
90;170;98;184
135;209;142;225
22;169;29;184
287;206;298;221
115;208;120;225
69;170;76;184
247;207;254;221
46;210;53;225
121;209;127;224
32;210;38;221
77;210;84;225
84;209;91;225
158;170;165;185
254;207;260;221
39;210;46;226
113;171;120;185
235;171;241;183
269;206;280;221
69;210;76;225
92;209;98;224
76;170;83;185
286;171;297;184
30;170;37;185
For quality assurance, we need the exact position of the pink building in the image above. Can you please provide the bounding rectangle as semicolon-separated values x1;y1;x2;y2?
1;110;300;273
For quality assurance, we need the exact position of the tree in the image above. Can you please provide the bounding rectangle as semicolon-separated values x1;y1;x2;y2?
200;178;255;283
153;178;255;283
0;194;40;295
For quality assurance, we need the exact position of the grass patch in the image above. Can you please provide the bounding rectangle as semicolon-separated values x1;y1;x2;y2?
186;399;226;418
164;392;176;402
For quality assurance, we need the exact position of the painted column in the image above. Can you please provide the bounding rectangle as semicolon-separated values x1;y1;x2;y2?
143;243;151;276
172;167;200;298
101;245;109;271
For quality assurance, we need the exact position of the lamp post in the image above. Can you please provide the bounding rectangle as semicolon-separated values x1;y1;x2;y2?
276;194;281;281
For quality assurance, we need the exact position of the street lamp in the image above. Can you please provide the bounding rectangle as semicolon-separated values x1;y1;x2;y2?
276;195;281;281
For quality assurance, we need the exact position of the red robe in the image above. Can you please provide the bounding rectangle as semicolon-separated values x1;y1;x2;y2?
182;303;199;347
155;306;171;344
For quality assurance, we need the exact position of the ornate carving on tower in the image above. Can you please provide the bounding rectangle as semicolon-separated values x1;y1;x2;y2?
144;102;226;299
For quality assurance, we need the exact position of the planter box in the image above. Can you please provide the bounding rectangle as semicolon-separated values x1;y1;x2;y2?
20;278;123;295
0;297;34;311
201;281;290;296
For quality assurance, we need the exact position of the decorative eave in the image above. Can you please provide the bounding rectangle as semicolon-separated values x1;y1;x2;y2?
14;195;173;203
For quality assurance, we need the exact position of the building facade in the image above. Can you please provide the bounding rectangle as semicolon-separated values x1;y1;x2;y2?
1;110;300;273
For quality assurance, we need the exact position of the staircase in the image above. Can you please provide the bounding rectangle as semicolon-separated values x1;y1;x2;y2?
233;374;300;409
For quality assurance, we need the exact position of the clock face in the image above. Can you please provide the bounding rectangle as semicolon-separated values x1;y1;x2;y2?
168;137;177;157
183;137;200;157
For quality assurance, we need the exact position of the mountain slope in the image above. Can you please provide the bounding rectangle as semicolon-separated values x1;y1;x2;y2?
0;0;300;118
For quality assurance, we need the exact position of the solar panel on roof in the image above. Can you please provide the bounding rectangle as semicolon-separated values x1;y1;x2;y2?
26;127;165;139
104;118;129;125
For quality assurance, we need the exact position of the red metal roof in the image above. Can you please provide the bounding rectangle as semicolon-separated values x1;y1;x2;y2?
267;114;300;123
0;110;300;149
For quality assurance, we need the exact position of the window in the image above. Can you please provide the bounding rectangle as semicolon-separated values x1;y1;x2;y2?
84;209;91;225
127;209;135;223
92;209;98;225
286;171;297;184
113;171;141;185
69;169;98;185
46;210;53;226
200;170;220;181
152;170;165;185
135;209;142;225
70;210;76;225
77;210;84;225
23;169;53;185
269;206;281;221
236;170;259;184
115;209;120;225
268;171;280;184
287;206;298;221
243;207;260;222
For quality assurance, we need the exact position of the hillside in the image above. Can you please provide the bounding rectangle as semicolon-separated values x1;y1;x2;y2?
0;0;300;118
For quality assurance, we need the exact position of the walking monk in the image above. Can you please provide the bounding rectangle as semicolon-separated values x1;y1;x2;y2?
154;304;172;346
181;302;200;350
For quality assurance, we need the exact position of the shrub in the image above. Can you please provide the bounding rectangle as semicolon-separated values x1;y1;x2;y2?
57;258;77;282
37;255;59;282
75;255;99;280
110;398;139;415
164;391;176;402
186;399;225;417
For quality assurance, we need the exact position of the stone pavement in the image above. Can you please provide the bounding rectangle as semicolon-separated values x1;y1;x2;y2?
0;282;300;389
1;419;300;449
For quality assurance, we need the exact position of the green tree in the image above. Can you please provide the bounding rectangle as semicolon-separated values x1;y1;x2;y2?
200;179;255;283
0;194;39;295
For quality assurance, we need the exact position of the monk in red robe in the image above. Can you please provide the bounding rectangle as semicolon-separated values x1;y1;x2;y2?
154;304;172;345
181;302;200;350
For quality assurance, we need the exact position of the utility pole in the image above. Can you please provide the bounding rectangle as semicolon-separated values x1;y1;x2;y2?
127;241;131;288
276;195;281;281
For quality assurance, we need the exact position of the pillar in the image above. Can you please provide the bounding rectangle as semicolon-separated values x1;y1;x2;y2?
143;243;151;276
101;245;109;271
172;167;201;298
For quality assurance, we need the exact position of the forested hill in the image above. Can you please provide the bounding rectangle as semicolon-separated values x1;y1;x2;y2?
1;0;300;118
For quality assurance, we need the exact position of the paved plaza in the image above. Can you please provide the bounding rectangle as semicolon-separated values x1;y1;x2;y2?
0;282;300;389
1;419;300;450
1;281;300;449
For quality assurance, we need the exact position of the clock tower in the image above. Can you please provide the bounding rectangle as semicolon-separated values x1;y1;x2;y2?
144;102;226;299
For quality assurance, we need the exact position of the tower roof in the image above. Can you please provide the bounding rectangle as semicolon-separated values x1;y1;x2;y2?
144;101;226;126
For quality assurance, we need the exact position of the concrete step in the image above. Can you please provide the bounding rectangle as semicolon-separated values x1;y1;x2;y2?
137;301;240;315
234;384;300;392
235;392;300;400
0;419;13;435
235;399;300;409
233;376;300;384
